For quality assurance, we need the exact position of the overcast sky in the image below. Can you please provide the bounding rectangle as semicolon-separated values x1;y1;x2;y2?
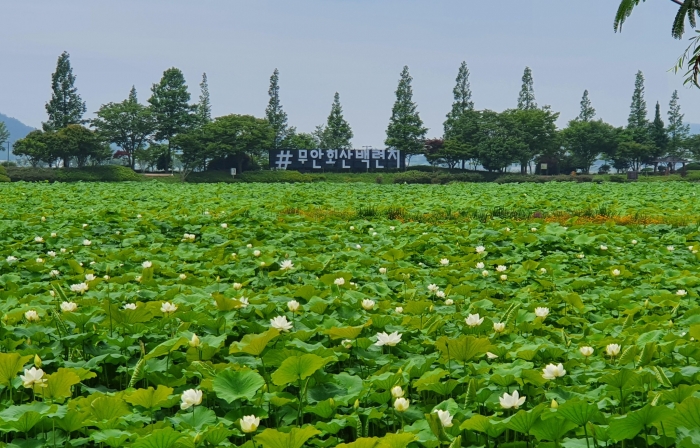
1;0;697;147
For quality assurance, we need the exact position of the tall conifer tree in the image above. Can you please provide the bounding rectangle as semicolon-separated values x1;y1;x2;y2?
265;69;288;149
316;92;353;149
385;66;428;163
43;51;86;133
517;67;537;110
667;89;690;160
578;90;596;121
197;73;212;125
444;61;474;135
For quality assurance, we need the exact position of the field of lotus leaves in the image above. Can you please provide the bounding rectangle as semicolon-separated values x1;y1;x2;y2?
2;181;700;448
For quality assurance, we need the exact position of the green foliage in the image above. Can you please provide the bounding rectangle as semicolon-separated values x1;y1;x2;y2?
197;72;212;125
385;66;427;159
43;51;86;133
316;92;353;150
266;69;289;149
517;67;537;110
561;119;618;174
5;165;143;182
578;89;596;121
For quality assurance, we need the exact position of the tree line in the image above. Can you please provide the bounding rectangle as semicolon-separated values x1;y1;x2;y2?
9;52;699;175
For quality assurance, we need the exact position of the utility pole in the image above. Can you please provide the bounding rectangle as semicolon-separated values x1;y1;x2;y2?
6;141;9;164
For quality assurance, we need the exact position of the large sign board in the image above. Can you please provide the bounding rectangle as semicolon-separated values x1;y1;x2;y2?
270;149;404;171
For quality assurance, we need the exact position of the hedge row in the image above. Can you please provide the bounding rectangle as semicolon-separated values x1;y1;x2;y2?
0;166;9;183
390;171;633;184
5;166;144;182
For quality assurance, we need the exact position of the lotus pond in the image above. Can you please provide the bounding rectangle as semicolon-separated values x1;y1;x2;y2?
2;181;700;447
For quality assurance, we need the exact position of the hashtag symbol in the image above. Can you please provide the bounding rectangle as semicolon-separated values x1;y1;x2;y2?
275;150;293;170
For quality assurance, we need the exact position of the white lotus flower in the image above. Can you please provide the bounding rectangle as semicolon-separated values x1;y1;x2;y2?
577;253;585;259
341;339;353;349
667;245;675;251
427;284;439;293
677;289;688;296
375;331;402;346
270;316;293;332
287;300;300;312
606;343;621;357
253;250;261;257
500;390;526;409
434;409;453;428
542;363;566;380
579;346;594;357
535;307;549;318
85;274;96;282
493;322;505;333
183;233;195;241
540;268;547;274
334;277;346;286
51;232;57;238
476;262;485;269
83;239;91;246
391;386;404;398
531;227;538;232
361;299;375;311
189;334;201;348
465;313;484;327
440;258;449;266
482;270;489;277
142;261;152;269
394;397;410;412
47;251;56;257
82;224;88;228
124;303;137;310
379;267;387;274
240;415;260;433
60;302;78;313
179;273;187;280
180;389;202;410
60;248;66;253
631;239;638;245
280;260;294;271
233;282;243;290
35;258;44;263
20;367;47;388
500;274;507;281
50;270;60;277
49;290;55;297
6;256;17;263
390;226;395;231
395;306;403;314
436;290;446;299
25;310;40;322
600;245;608;251
475;246;485;254
70;283;89;294
220;223;228;228
161;302;177;314
237;297;249;308
445;298;454;305
349;226;355;230
34;236;44;243
496;265;507;272
486;352;499;360
612;269;621;276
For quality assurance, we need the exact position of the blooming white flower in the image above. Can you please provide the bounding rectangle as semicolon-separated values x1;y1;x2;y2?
25;310;40;322
220;223;228;228
341;339;353;349
60;302;78;313
41;216;46;222
180;389;203;410
35;258;44;263
427;284;439;293
631;239;638;245
279;259;294;271
577;253;585;259
496;265;507;272
531;227;538;232
124;303;137;310
356;244;361;249
667;245;675;251
535;307;549;318
600;245;608;251
391;386;404;398
142;261;152;269
493;322;505;333
70;283;89;294
287;300;300;312
395;306;403;314
189;334;201;348
60;248;66;253
500;390;526;409
34;236;44;243
486;352;499;360
505;227;511;232
6;256;17;263
375;331;402;346
82;224;88;228
20;367;47;389
334;277;346;286
445;298;454;306
540;268;547;274
606;343;621;357
240;415;260;433
270;315;293;332
372;232;378;236
542;363;566;380
349;226;355;231
476;262;485;269
253;250;261;257
434;409;454;428
475;245;485;254
233;282;243;290
612;269;621;276
379;267;387;274
500;274;508;281
203;211;210;215
47;251;56;257
482;270;489;277
183;233;195;241
49;269;60;277
361;299;375;311
179;273;187;280
440;258;449;266
677;289;688;296
82;239;91;246
161;302;177;314
579;346;594;357
390;226;395;231
237;297;249;308
51;232;57;238
394;397;410;412
85;274;96;282
465;313;484;327
436;290;446;299
49;290;55;297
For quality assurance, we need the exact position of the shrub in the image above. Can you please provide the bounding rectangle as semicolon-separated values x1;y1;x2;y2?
239;170;313;183
393;171;434;184
5;166;143;182
686;162;700;171
0;165;9;182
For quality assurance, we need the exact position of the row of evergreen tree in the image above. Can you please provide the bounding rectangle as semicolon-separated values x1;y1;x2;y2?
11;52;697;174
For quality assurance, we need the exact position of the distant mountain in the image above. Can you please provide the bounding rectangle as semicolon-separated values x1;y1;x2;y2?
0;113;35;145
